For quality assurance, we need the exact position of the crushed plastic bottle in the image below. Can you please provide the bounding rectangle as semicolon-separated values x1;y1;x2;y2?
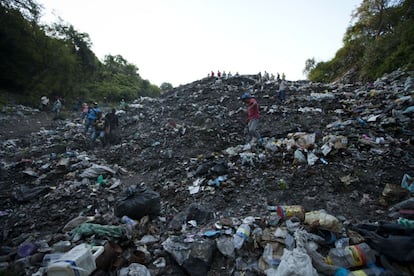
326;242;376;269
233;224;250;249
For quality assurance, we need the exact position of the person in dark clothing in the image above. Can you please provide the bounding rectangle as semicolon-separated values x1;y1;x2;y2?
90;111;106;149
105;108;119;144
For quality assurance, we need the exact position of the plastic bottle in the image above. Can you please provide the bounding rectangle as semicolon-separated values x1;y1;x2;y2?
326;242;376;269
233;224;250;249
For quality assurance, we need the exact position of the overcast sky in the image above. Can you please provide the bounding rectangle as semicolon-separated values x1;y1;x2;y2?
37;0;361;87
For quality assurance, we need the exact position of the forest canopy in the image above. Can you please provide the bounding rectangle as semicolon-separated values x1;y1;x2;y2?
0;0;160;106
306;0;414;83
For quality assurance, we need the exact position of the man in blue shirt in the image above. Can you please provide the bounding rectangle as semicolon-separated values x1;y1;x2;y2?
84;102;101;134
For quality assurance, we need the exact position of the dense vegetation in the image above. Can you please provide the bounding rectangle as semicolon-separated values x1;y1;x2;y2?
2;0;413;106
0;0;161;107
305;0;414;83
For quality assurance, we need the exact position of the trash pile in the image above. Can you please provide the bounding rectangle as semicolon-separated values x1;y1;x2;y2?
0;69;413;275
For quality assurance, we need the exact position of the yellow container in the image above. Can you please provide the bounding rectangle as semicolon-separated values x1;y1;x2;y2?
277;205;305;221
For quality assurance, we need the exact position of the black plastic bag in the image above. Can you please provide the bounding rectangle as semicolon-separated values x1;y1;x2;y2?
115;187;161;220
350;223;414;263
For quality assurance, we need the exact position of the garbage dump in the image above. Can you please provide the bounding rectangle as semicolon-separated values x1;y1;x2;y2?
0;69;413;275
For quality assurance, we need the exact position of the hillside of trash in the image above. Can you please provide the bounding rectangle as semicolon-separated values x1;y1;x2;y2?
0;69;413;275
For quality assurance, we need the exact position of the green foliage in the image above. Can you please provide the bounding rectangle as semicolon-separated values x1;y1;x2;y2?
308;0;414;82
1;0;41;22
160;82;173;91
303;58;316;78
0;0;160;107
92;54;160;102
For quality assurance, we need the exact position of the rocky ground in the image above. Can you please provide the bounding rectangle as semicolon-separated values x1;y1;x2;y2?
0;70;413;275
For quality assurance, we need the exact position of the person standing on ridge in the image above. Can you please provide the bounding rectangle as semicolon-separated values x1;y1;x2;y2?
240;92;261;144
278;76;287;104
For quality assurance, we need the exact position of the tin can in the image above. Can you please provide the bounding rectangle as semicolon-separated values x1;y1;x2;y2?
277;205;305;221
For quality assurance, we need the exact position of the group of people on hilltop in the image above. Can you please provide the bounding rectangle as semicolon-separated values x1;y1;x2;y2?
210;70;236;79
256;71;288;102
257;71;284;83
83;101;119;149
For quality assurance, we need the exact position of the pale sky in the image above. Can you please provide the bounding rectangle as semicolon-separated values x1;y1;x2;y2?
37;0;361;87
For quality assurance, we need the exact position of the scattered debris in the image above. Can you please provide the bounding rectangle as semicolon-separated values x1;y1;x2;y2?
0;70;413;275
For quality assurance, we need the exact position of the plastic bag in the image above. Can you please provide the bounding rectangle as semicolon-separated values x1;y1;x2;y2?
119;263;151;276
115;187;161;220
304;210;341;233
71;223;123;239
79;164;116;179
401;174;414;193
216;236;235;257
350;223;414;262
294;149;306;163
307;152;318;166
269;248;317;276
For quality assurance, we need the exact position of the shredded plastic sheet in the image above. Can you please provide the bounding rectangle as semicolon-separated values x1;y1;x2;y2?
79;164;116;178
71;223;123;238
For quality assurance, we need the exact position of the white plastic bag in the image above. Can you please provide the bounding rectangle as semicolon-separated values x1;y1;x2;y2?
307;152;318;166
267;248;317;276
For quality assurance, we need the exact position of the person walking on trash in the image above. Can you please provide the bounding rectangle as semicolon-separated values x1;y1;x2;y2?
105;108;119;144
39;96;49;111
81;102;89;123
52;97;62;118
84;102;101;134
240;92;261;144
90;111;107;149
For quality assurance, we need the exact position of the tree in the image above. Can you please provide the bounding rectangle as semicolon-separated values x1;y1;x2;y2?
103;54;139;76
303;58;316;78
47;22;99;79
92;54;160;101
0;3;52;100
308;0;413;82
0;0;41;22
0;0;162;106
160;82;173;91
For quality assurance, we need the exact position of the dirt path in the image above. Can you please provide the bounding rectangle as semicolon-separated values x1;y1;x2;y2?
0;111;58;140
